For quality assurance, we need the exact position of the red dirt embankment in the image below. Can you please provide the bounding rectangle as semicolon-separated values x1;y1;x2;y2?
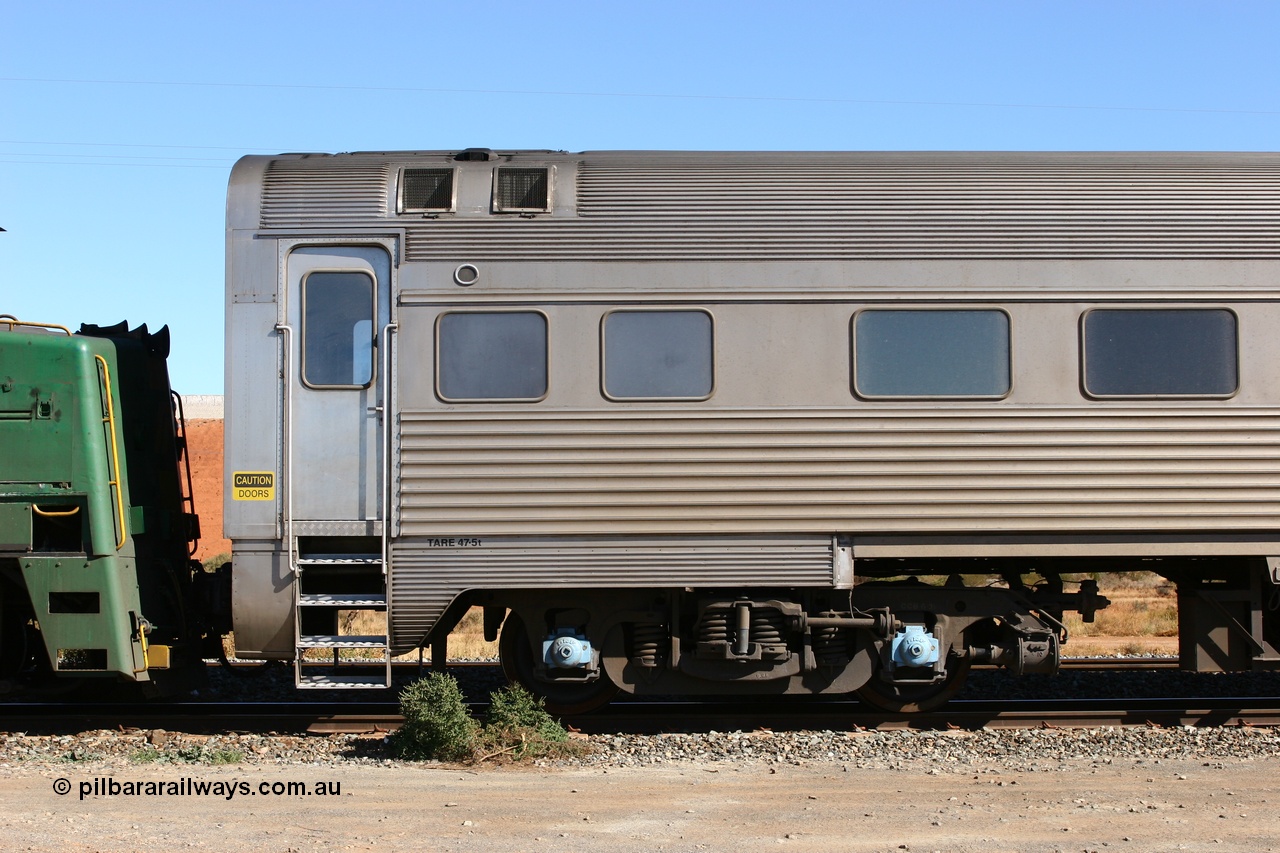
184;419;231;562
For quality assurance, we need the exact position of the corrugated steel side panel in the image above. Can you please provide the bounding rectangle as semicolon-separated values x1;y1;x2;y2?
387;536;834;648
396;407;1280;535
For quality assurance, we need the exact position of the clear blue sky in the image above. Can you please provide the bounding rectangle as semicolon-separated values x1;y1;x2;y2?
3;1;1279;394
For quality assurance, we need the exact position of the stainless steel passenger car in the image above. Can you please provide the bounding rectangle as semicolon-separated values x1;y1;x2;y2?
225;150;1280;711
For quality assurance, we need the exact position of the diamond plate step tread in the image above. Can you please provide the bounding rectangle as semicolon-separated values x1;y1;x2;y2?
297;635;389;649
298;594;388;607
296;674;391;689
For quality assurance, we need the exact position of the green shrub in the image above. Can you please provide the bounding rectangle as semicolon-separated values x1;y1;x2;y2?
476;684;589;761
390;673;478;761
389;675;588;763
485;684;568;745
207;748;244;765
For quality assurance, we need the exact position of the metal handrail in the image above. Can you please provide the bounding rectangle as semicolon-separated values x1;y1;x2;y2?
275;323;295;575
94;354;127;550
171;391;200;556
32;505;80;518
132;618;151;674
380;321;397;568
0;315;71;335
380;321;397;685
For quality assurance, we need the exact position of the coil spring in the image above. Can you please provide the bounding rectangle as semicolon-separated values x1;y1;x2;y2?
631;622;667;667
750;608;786;648
812;612;849;666
697;608;732;644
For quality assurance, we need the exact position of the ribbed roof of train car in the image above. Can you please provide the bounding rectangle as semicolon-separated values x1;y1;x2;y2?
232;150;1280;261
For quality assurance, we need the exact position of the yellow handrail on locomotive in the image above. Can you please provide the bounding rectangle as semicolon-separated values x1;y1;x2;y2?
94;354;127;551
32;505;81;518
134;619;150;674
0;314;72;335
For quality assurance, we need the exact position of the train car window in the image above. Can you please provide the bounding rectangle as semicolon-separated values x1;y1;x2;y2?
853;309;1011;398
436;311;548;401
1082;308;1238;397
301;271;375;388
602;310;714;400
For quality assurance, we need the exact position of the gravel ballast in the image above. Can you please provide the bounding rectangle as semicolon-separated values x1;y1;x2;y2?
1;724;1278;773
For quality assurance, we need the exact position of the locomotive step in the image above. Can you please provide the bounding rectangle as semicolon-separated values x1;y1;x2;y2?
297;593;387;608
297;634;389;649
296;555;383;566
296;674;391;689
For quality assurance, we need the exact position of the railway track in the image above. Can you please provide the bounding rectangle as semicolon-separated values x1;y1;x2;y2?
1;693;1275;736
0;657;1241;738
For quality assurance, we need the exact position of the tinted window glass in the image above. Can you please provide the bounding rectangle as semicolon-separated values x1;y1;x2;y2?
854;310;1010;397
1083;309;1237;396
437;312;548;400
302;272;374;387
604;311;713;399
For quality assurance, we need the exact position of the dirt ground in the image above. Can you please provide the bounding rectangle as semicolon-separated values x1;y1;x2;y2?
185;418;229;563
2;757;1278;852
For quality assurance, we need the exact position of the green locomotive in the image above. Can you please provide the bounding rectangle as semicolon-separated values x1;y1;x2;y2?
0;315;226;695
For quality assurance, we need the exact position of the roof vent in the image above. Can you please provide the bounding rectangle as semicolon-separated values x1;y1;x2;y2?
455;148;495;162
494;167;549;213
400;168;455;212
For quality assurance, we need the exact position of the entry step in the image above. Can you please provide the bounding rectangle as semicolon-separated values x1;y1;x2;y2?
298;594;387;608
297;555;383;566
296;674;391;689
298;635;388;649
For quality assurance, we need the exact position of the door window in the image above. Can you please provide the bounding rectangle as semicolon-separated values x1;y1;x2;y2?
301;271;376;388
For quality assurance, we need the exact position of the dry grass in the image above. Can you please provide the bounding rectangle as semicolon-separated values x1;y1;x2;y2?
1064;598;1178;638
1062;572;1178;656
335;607;498;662
876;571;1181;657
425;608;500;662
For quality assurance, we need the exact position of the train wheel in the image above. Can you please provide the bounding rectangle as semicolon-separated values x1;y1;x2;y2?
499;613;619;715
855;656;972;714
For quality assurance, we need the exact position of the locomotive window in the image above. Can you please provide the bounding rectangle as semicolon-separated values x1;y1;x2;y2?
437;311;548;401
853;310;1010;398
603;310;714;400
301;271;375;388
1082;309;1238;397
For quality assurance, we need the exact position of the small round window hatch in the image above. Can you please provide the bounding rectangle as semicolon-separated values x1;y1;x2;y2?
454;264;479;287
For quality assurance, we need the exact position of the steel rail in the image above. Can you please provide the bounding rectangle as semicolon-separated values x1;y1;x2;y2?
2;695;1278;736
